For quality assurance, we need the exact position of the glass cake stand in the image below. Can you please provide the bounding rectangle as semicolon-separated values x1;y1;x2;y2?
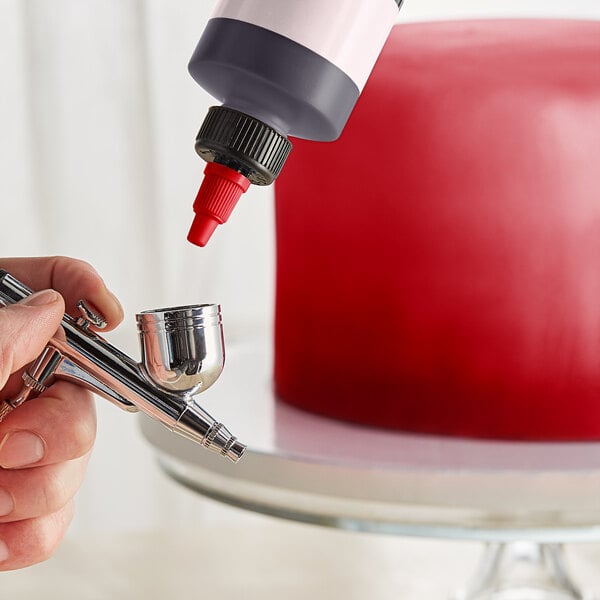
140;338;600;599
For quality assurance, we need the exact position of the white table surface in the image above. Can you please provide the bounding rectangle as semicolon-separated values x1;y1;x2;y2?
3;517;600;600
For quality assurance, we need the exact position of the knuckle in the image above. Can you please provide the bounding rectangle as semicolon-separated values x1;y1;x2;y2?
35;503;74;561
0;342;8;386
0;314;15;386
44;387;97;458
50;256;96;283
69;399;97;458
31;524;60;563
40;468;72;515
32;504;74;564
1;503;74;569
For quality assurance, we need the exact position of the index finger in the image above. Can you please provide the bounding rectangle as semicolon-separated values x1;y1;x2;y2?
0;381;96;468
0;256;123;331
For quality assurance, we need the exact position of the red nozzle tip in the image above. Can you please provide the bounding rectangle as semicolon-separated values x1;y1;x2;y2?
187;214;220;247
187;162;251;247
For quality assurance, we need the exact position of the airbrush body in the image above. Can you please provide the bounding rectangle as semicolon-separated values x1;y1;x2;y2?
0;270;245;463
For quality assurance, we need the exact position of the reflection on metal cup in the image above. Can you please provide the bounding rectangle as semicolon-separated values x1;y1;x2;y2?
136;305;225;395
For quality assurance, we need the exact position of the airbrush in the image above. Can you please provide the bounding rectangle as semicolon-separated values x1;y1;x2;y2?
0;270;245;463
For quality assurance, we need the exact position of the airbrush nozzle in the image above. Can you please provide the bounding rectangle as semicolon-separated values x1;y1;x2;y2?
175;403;246;462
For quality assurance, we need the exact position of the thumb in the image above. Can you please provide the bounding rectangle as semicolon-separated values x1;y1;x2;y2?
0;290;65;388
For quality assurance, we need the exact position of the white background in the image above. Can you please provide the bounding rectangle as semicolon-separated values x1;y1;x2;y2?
1;0;599;537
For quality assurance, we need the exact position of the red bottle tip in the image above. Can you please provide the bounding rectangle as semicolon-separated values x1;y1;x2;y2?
187;162;251;247
187;215;220;247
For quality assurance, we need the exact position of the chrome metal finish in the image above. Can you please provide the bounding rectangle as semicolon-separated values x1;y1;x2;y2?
6;386;33;409
25;346;64;391
22;372;48;394
137;305;224;394
0;401;12;421
0;269;245;463
76;300;108;329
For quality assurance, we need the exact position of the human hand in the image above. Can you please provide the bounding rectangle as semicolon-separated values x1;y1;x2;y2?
0;256;123;570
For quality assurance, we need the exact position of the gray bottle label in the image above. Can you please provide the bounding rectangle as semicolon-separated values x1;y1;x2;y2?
189;18;360;141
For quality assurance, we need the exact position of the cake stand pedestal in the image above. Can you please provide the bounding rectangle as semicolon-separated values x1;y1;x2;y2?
141;339;600;599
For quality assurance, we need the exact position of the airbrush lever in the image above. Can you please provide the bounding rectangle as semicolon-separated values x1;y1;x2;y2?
0;270;246;463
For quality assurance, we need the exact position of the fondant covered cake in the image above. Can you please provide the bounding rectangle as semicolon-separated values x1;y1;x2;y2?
273;20;600;440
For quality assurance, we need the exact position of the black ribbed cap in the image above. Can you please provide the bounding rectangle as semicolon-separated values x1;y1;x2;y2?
195;106;293;186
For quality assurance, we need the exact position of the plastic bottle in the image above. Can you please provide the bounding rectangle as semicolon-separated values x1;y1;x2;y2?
186;0;403;246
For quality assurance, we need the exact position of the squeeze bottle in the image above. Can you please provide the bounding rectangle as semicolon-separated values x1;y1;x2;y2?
186;0;403;246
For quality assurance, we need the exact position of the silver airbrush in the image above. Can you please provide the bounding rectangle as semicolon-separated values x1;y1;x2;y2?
0;270;245;463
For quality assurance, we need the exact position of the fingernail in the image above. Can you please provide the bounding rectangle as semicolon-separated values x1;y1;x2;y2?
0;540;8;563
0;487;14;516
109;290;123;311
0;431;45;468
105;288;123;317
21;289;59;307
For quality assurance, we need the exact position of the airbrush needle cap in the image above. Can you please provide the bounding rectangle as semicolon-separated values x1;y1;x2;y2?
187;162;251;247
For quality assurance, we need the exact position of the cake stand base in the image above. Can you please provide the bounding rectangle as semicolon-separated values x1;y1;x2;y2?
454;542;589;600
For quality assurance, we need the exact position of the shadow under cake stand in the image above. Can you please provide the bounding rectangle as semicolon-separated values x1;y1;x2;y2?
141;339;600;599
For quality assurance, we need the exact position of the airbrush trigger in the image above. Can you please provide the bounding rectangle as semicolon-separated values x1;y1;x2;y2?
76;300;107;330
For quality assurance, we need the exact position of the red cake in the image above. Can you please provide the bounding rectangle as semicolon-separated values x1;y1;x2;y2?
273;19;600;440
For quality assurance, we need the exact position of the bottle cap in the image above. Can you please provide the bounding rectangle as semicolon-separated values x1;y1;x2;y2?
195;107;292;185
187;162;251;247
